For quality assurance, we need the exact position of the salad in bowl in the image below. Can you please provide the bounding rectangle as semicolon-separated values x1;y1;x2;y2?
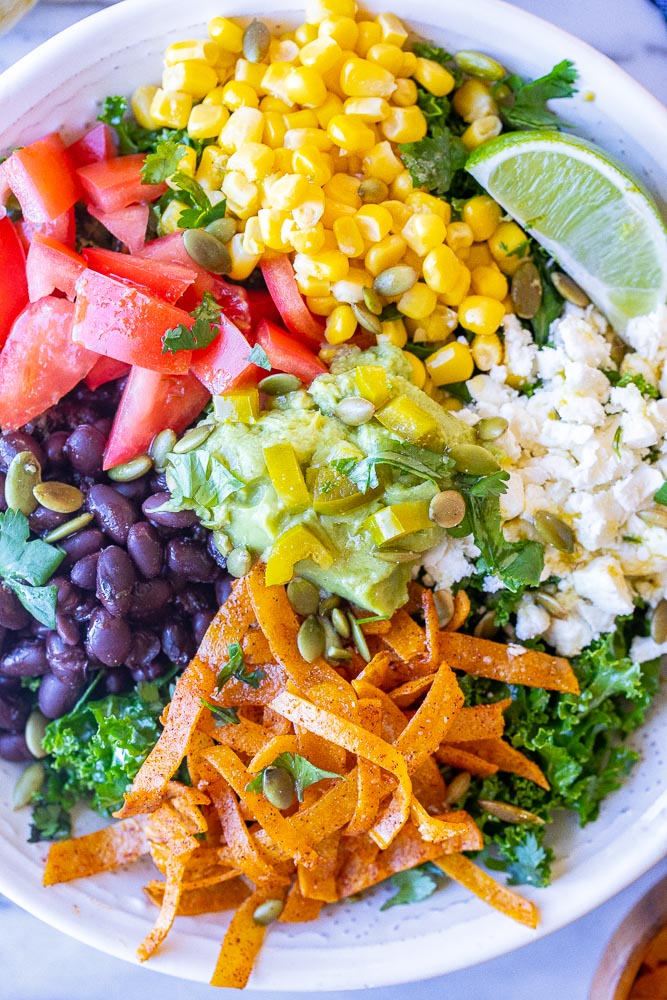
0;0;666;989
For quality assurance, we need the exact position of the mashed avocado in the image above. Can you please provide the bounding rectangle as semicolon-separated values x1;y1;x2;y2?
164;346;474;616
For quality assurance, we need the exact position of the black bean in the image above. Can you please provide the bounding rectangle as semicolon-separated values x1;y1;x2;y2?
129;579;173;622
207;532;228;570
193;609;216;645
0;583;30;630
104;668;132;695
86;607;132;667
38;672;85;719
52;576;80;614
127;522;163;579
215;577;232;607
142;492;197;529
86;484;137;544
0;733;33;762
94;417;113;438
29;505;70;534
161;622;195;665
0;675;20;694
70;553;100;590
73;595;97;623
46;633;87;681
0;692;30;730
149;472;168;493
60;527;104;562
0;430;44;471
56;612;80;647
174;585;215;616
166;538;217;582
111;476;150;502
44;430;70;467
64;425;107;475
131;660;166;683
0;471;6;512
30;620;52;639
0;640;49;677
124;630;161;669
96;546;135;617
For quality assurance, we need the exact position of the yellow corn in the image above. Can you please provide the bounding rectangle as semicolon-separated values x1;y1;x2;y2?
325;303;358;343
318;16;359;49
458;295;505;336
445;221;474;253
355;20;382;56
377;318;407;348
221;80;259;110
159;199;188;234
332;266;373;302
421;245;461;294
463;195;502;241
259;95;292;113
389;168;414;200
399;51;417;77
402;351;427;388
333;216;366;256
257;209;291;251
291;145;333;185
315;93;345;127
261;62;294;104
452;79;498;122
402;212;447;256
367;42;404;75
202;86;225;106
294;249;350;282
195;145;226;189
471;333;503;371
208;16;244;53
287;220;326;253
284;127;333;150
398;282;437;319
307;293;339;316
162;60;218;99
355;203;393;242
166;146;196;185
234;59;266;90
285;66;328;107
383;199;412;233
165;39;219;65
381;106;427;143
295;22;318;45
466;242;494;269
413;57;455;97
488;221;529;275
439;264;472;306
404;191;451;223
376;12;408;47
425;341;474;385
365;234;407;275
322;197;357;228
503;294;515;316
271;149;294;175
221;172;260;215
262;111;287;148
266;173;309;210
242;217;265;256
461;115;503;151
471;265;508;300
269;38;300;64
327;114;376;152
149;89;192;129
219;107;265;150
362;141;404;184
343;97;389;120
295;274;331;296
391;77;418;107
324;172;362;207
411;303;458;341
299;35;343;72
187;104;227;139
340;57;396;98
131;86;159;129
292;186;327;228
227;142;275;180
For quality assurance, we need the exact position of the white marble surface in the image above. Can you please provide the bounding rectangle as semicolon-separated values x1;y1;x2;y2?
0;2;666;998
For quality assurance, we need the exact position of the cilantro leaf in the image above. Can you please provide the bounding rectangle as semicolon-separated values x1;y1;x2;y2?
97;96;192;157
605;370;659;399
179;199;228;230
381;863;445;910
654;480;667;505
0;509;65;628
29;801;71;843
246;752;342;802
162;293;222;354
215;641;265;690
201;699;241;727
332;447;454;494
141;140;190;183
163;449;245;526
399;126;468;197
168;172;228;229
531;251;564;346
247;344;272;370
499;60;578;131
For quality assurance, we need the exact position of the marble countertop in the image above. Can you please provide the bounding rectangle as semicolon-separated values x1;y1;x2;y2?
0;2;666;998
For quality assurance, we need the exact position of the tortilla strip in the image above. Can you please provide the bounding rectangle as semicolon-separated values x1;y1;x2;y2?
444;699;512;744
295;727;347;774
138;848;195;961
381;608;427;666
433;854;538;928
412;756;447;811
394;660;464;771
297;830;341;903
389;673;436;708
213;715;272;755
443;590;471;632
208;780;285;885
43;818;148;886
210;888;282;989
247;734;300;773
144;876;250;915
448;738;549;790
347;698;382;836
410;799;469;844
421;589;441;671
280;879;324;923
353;650;392;687
435;745;499;777
644;927;667;970
438;631;579;693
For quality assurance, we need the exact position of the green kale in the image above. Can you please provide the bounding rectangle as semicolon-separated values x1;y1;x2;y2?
162;292;222;354
0;509;65;628
498;60;578;131
399;126;468;197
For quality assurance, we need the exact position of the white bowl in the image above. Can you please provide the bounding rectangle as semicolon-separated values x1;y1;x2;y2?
1;0;666;991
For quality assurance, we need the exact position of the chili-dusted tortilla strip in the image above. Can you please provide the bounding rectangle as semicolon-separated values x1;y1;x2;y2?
210;888;283;989
297;830;341;903
438;631;579;693
214;715;276;755
214;662;286;709
208;779;286;886
381;608;427;667
433;853;538;929
280;879;324;923
421;589;441;671
43;818;148;886
644;927;667;969
347;697;382;836
295;726;347;774
144;876;250;915
443;590;471;632
138;850;195;961
247;734;300;773
448;738;549;790
444;699;512;744
435;745;499;777
359;618;392;636
353;650;392;687
412;756;447;812
410;799;469;844
394;659;464;772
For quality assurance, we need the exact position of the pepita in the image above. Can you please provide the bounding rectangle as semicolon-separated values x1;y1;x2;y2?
331;606;351;638
429;490;467;528
373;265;417;298
33;481;84;514
358;178;389;204
651;599;667;644
477;416;508;442
149;428;177;471
322;618;351;662
12;761;45;811
511;261;543;319
533;510;575;553
473;609;498;639
551;270;590;307
24;710;48;759
5;451;41;515
454;50;506;80
205;217;237;244
448;443;500;476
259;373;303;396
351;302;383;336
362;286;384;316
479;799;545;825
287;577;320;617
172;423;214;454
253;899;284;926
318;595;341;615
433;588;455;628
227;547;252;578
334;397;375;426
534;593;568;620
243;18;271;63
107;454;153;483
297;615;325;663
261;765;295;810
348;613;371;662
183;228;232;274
43;511;94;544
443;770;471;806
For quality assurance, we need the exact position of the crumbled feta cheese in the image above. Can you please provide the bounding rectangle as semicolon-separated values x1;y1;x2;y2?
515;600;551;641
630;635;667;663
571;556;635;616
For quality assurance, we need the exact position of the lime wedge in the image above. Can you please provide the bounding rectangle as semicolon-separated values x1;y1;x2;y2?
466;131;667;333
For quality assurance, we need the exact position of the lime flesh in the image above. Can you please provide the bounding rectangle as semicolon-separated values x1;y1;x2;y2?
466;131;667;333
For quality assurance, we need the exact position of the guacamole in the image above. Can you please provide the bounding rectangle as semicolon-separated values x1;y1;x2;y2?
163;346;474;616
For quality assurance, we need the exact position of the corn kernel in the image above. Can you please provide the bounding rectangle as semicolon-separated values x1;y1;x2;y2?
296;274;331;296
167;146;197;184
439;264;471;306
261;62;295;105
376;12;408;47
399;51;417;77
452;79;498;122
463;195;503;242
270;150;294;175
321;197;357;228
285;66;328;107
340;57;396;98
392;77;418;107
332;267;372;302
234;59;266;90
318;15;359;50
222;171;260;214
195;145;226;189
425;341;474;385
227;142;275;181
403;193;448;224
364;234;407;275
367;42;404;75
333;216;365;256
325;303;358;343
259;95;291;113
149;89;192;129
284;127;333;150
288;222;327;254
295;22;318;45
382;199;411;234
466;242;494;269
269;38;300;64
166;39;219;65
292;186;327;228
299;36;343;73
219;107;264;150
261;111;286;148
162;60;218;99
187;104;227;139
227;233;261;280
314;93;344;128
402;350;427;388
324;172;362;207
208;16;244;53
343;97;390;121
412;304;458;341
294;249;349;282
471;265;508;301
355;20;382;56
307;294;338;316
398;281;437;319
221;80;259;110
441;395;463;410
445;221;474;253
422;245;463;294
290;146;331;185
258;208;292;251
327;114;376;152
306;0;357;24
461;114;503;151
381;106;427;143
377;318;407;348
471;333;503;371
402;213;447;256
488;221;529;275
203;86;225;106
362;141;404;184
456;246;471;263
131;86;159;129
412;57;455;98
355;204;393;243
284;109;320;129
503;294;515;316
458;295;505;336
159;199;188;234
389;168;414;201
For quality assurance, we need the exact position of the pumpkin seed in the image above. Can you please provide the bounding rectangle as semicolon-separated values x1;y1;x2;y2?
322;618;351;662
362;286;384;316
205;217;237;244
449;443;499;476
638;507;667;530
211;530;233;558
473;609;498;639
334;397;375;426
183;228;231;274
358;178;389;204
443;770;471;806
107;454;153;483
33;481;84;514
551;270;590;307
331;606;351;638
243;18;271;63
262;765;295;810
651;599;667;644
12;761;45;811
534;593;568;620
351;302;383;336
429;490;466;528
533;510;575;553
479;799;545;825
434;589;455;628
24;710;48;760
287;577;320;617
373;549;418;563
297;615;325;663
172;423;214;454
227;547;252;578
454;49;506;80
5;451;41;515
348;614;371;662
511;261;542;319
149;428;177;471
253;899;284;926
318;595;341;614
43;512;94;544
477;416;508;442
257;373;301;397
373;265;418;298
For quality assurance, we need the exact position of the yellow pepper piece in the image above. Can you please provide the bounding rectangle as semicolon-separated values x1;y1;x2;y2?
375;396;440;446
364;500;433;547
265;524;334;586
263;443;311;512
213;388;260;424
311;466;380;515
354;365;391;407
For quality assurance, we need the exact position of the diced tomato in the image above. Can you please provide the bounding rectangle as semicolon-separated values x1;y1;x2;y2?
82;247;197;304
103;367;210;470
3;133;80;224
190;315;263;395
26;235;85;302
255;318;327;385
72;269;193;375
0;216;29;351
84;356;130;390
0;162;10;205
260;253;324;347
87;203;149;255
67;123;118;169
247;287;282;333
15;207;76;252
0;298;98;430
76;154;166;213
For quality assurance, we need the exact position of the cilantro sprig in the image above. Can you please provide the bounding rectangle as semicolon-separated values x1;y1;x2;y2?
332;446;454;494
0;509;65;628
142;139;227;229
245;752;342;802
497;59;578;131
215;642;265;690
162;292;222;355
381;862;447;910
200;699;241;727
161;448;245;526
399;126;468;198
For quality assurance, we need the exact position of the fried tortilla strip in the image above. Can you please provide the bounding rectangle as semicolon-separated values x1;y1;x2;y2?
449;738;549;790
213;715;273;754
443;590;471;632
247;734;300;773
434;853;538;928
644;927;667;970
353;650;392;687
208;779;285;885
394;659;463;771
347;698;382;836
435;745;499;777
280;879;324;923
389;673;436;708
381;609;427;667
444;699;512;744
439;631;579;693
210;888;284;989
43;818;148;886
144;876;250;915
421;589;441;671
297;830;341;903
138;848;195;961
410;799;468;844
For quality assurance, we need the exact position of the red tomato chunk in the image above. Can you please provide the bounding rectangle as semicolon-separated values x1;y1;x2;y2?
3;133;80;224
0;216;29;350
76;154;166;213
190;314;262;395
82;247;197;304
255;318;327;385
26;234;85;302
